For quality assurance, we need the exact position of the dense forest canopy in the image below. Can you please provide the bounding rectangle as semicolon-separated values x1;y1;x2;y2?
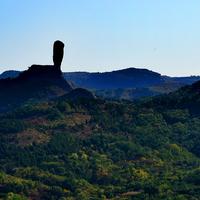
0;83;200;200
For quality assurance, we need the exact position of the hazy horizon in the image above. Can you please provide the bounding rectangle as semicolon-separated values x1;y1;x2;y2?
1;1;200;76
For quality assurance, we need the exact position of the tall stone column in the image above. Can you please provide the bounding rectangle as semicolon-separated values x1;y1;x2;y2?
53;40;65;72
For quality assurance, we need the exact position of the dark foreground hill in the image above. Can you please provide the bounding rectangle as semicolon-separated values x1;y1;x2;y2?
0;65;97;113
0;65;73;112
2;67;200;100
0;81;200;199
143;79;200;115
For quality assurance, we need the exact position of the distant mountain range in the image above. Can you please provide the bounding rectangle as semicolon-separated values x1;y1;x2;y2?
1;67;200;100
0;70;20;79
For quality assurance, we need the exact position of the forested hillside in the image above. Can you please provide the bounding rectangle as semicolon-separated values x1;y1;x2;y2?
0;82;200;199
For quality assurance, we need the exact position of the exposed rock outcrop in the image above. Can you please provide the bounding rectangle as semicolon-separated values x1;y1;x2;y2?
0;41;70;112
0;40;96;112
0;65;73;112
53;40;64;72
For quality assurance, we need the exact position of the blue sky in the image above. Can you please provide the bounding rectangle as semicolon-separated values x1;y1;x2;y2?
0;0;200;76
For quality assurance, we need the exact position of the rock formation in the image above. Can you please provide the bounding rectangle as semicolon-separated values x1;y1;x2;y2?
0;40;96;112
53;40;65;72
0;40;72;112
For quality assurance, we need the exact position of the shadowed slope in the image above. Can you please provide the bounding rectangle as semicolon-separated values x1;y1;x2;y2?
141;79;200;115
0;65;73;112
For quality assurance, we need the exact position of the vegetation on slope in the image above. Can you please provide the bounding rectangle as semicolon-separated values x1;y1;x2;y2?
0;92;200;199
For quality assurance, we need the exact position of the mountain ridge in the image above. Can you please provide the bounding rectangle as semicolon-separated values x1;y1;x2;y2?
2;67;200;87
1;67;200;101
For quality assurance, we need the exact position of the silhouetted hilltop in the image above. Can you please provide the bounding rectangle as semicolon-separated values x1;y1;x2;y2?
0;70;19;79
172;76;200;85
18;65;62;79
64;67;163;89
112;67;160;77
0;64;73;112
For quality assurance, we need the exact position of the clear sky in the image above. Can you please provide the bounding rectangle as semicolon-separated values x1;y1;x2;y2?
0;0;200;76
